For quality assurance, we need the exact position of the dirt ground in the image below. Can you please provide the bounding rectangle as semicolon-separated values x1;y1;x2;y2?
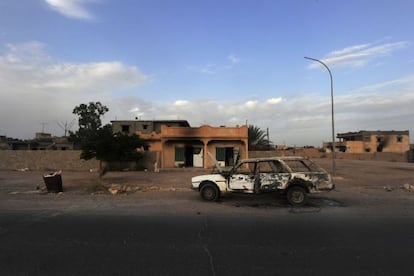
1;158;413;216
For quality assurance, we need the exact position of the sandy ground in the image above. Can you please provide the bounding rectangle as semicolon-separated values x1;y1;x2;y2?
0;158;413;217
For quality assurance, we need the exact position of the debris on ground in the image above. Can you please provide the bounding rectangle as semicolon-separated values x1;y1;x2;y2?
107;183;140;195
403;183;414;191
384;185;393;192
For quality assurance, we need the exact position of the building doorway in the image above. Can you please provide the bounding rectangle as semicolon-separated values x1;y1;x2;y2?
216;147;235;166
175;145;204;168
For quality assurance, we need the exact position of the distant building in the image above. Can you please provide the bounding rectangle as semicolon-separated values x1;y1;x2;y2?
111;120;249;169
111;120;190;136
324;130;410;153
0;133;73;150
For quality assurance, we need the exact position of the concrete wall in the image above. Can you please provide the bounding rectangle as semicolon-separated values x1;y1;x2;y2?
0;150;100;171
0;150;159;171
1;148;412;172
249;149;411;163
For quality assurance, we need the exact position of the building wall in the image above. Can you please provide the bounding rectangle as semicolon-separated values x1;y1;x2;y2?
163;125;248;169
138;125;248;169
348;134;411;153
112;120;189;135
377;134;410;153
344;141;365;153
337;131;410;153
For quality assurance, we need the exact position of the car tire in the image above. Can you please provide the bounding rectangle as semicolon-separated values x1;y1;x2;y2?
200;183;219;202
287;186;307;206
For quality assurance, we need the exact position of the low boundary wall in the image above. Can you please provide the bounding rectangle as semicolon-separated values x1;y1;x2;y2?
0;148;411;171
249;149;412;163
0;150;100;171
0;150;158;172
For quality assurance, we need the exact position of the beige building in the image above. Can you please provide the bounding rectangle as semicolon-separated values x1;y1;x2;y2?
332;130;410;153
111;120;248;169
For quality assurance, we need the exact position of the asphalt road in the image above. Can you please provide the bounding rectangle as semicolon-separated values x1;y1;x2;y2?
1;210;413;275
1;162;414;276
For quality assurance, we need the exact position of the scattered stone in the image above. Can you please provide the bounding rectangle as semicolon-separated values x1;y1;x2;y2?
107;183;140;195
108;184;121;195
384;186;393;192
403;183;414;191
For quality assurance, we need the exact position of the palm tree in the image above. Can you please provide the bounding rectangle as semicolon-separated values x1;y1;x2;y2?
248;125;273;150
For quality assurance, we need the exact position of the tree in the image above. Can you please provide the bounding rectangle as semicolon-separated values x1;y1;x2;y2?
71;102;109;149
73;102;108;131
248;125;274;150
70;102;147;176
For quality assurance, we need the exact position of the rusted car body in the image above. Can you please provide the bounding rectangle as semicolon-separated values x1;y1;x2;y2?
191;156;334;206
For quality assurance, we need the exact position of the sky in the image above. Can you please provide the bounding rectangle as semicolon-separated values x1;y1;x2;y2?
0;0;413;146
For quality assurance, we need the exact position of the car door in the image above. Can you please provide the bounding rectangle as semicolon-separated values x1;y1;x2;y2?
228;161;256;191
256;160;291;191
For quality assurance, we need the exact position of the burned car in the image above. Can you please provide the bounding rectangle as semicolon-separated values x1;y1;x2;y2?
191;156;334;206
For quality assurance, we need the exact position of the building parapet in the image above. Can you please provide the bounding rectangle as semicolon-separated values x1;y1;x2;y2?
160;125;248;139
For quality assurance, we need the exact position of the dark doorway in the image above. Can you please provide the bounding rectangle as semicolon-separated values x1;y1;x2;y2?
225;147;234;166
216;147;235;166
185;146;193;167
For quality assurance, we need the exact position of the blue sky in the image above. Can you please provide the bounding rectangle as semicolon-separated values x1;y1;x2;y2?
0;0;413;146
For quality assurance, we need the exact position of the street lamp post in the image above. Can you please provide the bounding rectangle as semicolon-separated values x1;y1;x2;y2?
304;56;336;176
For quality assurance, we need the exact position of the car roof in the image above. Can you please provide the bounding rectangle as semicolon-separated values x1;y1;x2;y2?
238;156;309;163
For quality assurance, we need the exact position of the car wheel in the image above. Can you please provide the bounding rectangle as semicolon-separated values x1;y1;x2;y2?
200;183;219;202
287;186;307;206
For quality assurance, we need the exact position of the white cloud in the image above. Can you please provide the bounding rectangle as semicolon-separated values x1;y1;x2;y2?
266;97;282;105
227;54;239;64
44;0;97;20
308;40;409;69
36;61;147;91
0;41;148;138
174;100;190;107
108;74;414;146
188;54;241;74
245;100;258;109
2;42;413;146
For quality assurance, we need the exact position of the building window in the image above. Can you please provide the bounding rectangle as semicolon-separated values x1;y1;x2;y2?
121;125;130;133
376;136;383;143
216;148;226;161
175;147;185;161
363;135;370;142
397;135;403;143
143;124;148;130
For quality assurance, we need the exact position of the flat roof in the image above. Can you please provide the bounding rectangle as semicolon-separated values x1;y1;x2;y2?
111;120;190;127
337;130;409;137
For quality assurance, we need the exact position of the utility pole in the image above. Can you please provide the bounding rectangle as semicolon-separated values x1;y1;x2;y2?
304;56;336;176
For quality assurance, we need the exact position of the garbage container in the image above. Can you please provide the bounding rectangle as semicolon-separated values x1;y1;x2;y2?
43;171;63;193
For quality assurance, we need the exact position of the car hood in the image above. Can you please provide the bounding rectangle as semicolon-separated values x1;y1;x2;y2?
191;174;227;183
